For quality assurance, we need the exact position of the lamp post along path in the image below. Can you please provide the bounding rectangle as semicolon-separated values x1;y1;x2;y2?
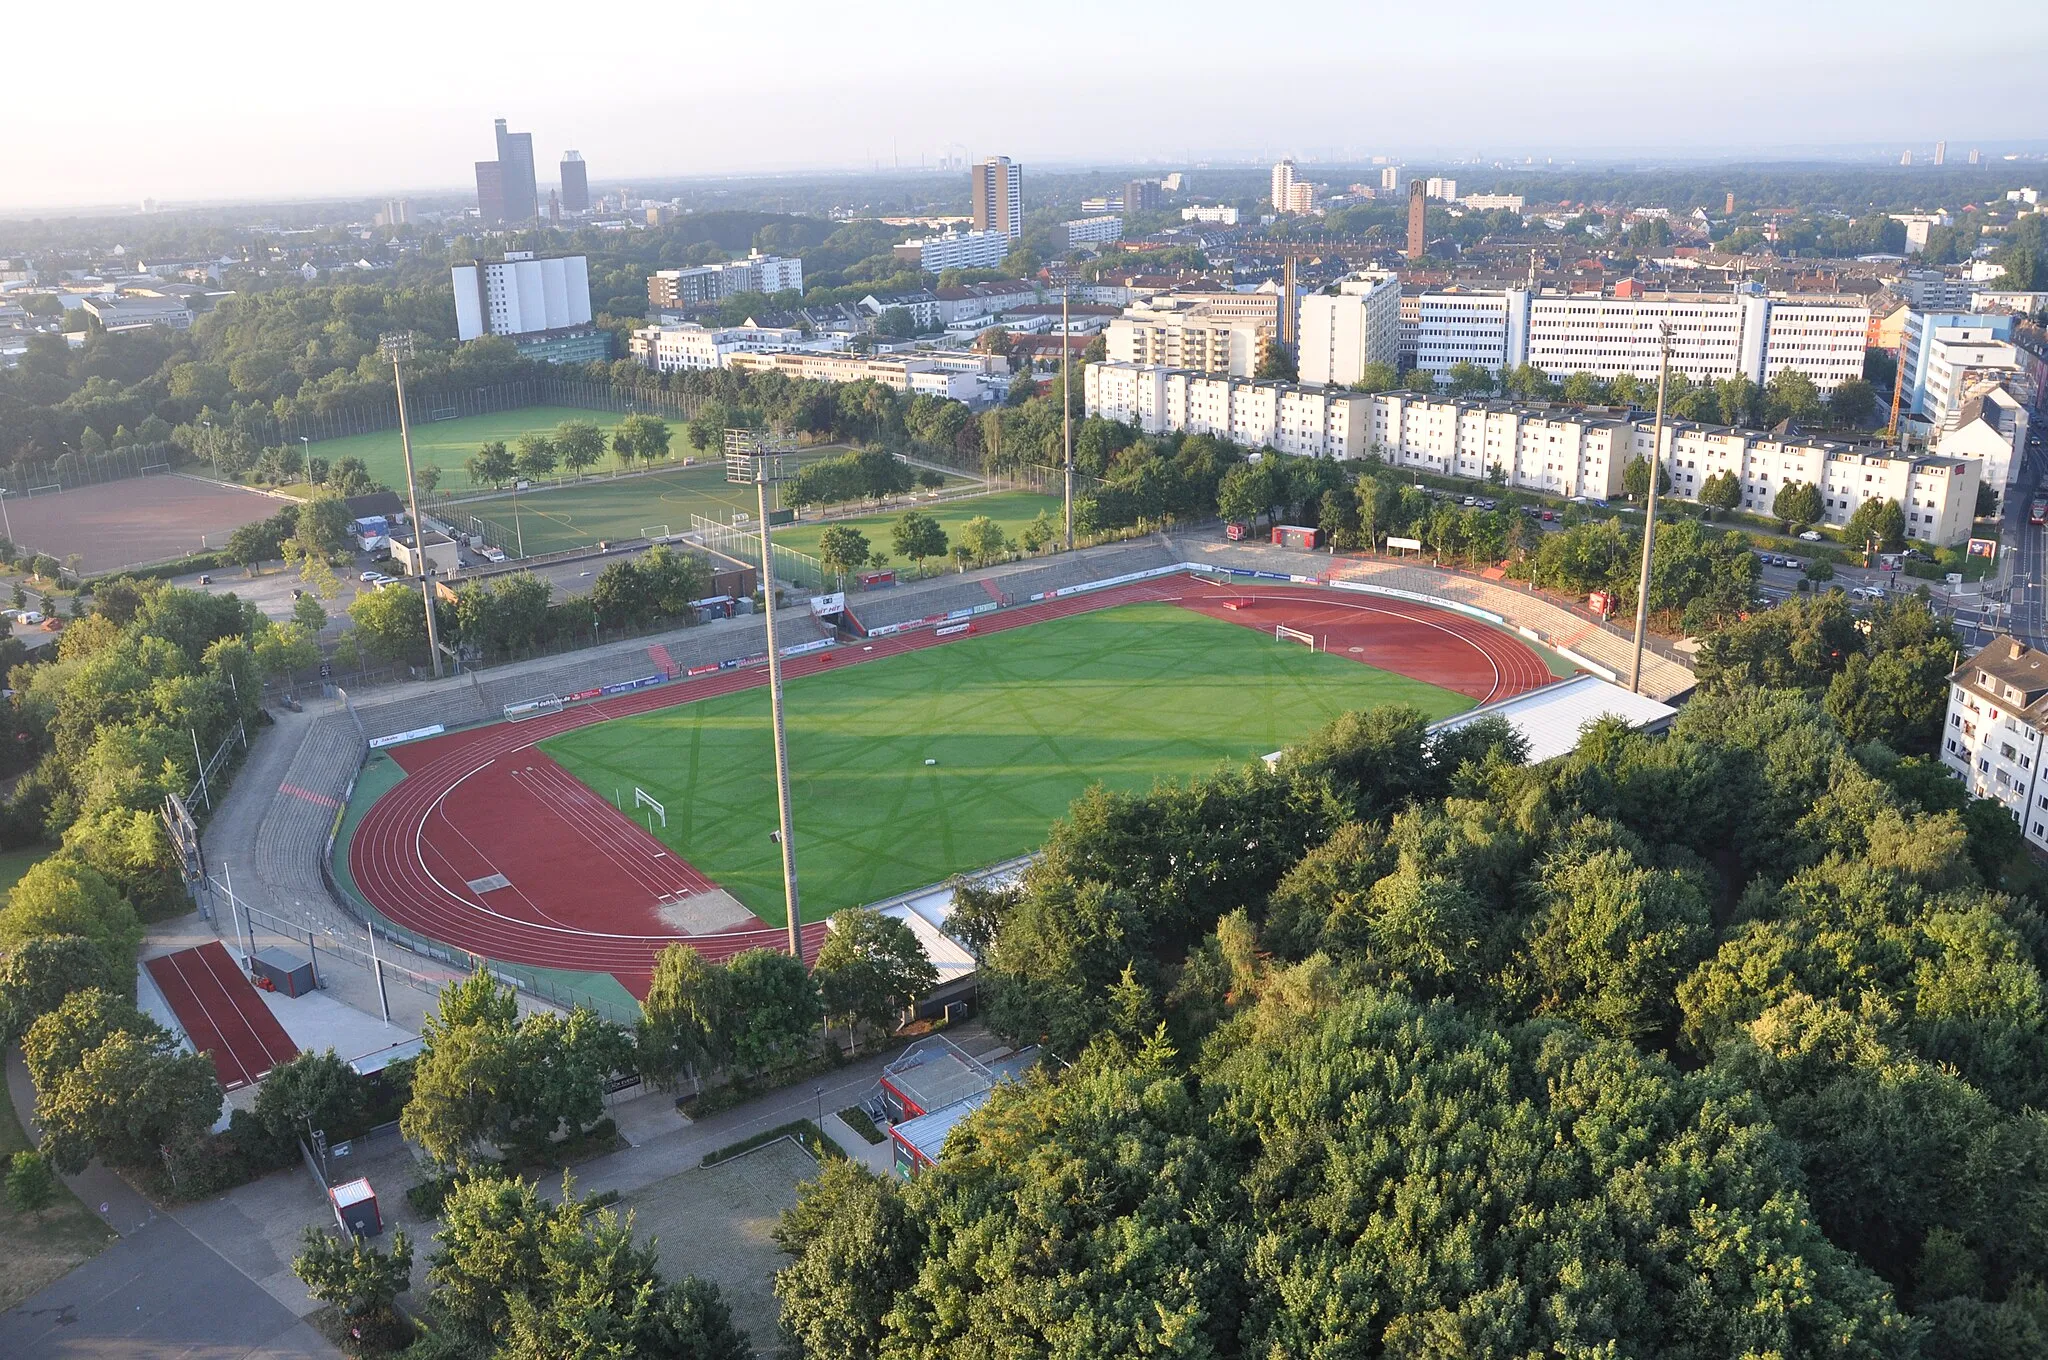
1629;324;1671;695
1062;278;1075;551
727;430;804;961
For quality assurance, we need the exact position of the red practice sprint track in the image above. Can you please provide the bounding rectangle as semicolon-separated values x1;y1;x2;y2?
347;574;1554;997
145;942;302;1090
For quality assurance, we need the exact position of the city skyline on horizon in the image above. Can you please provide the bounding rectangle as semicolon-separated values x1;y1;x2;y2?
7;0;2046;213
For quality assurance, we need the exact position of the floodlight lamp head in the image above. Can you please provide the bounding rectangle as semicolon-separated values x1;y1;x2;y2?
379;331;416;362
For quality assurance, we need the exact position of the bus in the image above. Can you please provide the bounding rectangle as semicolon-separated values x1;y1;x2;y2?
2031;493;2048;526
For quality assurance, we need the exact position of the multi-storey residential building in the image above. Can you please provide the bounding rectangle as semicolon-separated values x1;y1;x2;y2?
1181;204;1240;225
1898;269;1975;310
1085;361;1981;540
1124;180;1163;213
1410;289;1868;392
1105;306;1264;377
859;291;942;330
1298;272;1402;387
1919;324;2023;424
725;350;979;399
629;322;808;372
971;157;1023;239
1460;193;1525;213
933;280;1040;326
1425;177;1457;201
647;252;803;309
1935;380;2031;493
451;252;591;341
1941;638;2048;848
1655;423;1976;544
1271;159;1297;212
1064;215;1123;247
893;229;1010;272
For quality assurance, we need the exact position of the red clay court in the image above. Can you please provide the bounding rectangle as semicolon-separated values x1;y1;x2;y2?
344;574;1558;998
9;473;286;574
145;941;302;1090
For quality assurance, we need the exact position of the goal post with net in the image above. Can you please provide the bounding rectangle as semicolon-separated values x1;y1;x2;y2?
634;787;667;829
504;694;565;721
1274;625;1317;650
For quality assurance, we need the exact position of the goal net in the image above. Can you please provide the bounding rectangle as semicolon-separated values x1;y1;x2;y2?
505;694;565;721
1274;625;1317;650
428;407;459;422
639;524;671;541
141;462;173;475
634;787;667;829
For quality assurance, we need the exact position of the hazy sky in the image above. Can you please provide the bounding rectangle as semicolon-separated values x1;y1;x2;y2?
10;0;2048;211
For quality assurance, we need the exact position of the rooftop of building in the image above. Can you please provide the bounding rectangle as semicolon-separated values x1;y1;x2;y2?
1959;637;2048;714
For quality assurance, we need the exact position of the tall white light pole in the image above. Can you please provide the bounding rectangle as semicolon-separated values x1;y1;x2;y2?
727;430;803;961
1628;324;1672;695
1062;276;1075;550
380;332;444;679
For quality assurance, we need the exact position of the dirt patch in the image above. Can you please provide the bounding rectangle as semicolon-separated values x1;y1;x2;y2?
621;1136;817;1348
658;890;760;935
0;1085;117;1311
8;473;286;574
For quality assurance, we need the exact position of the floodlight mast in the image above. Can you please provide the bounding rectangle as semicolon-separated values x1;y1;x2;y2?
727;430;803;962
1628;323;1671;696
380;332;443;679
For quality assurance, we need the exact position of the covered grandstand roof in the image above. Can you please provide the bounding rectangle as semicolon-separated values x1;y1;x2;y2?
1430;674;1677;764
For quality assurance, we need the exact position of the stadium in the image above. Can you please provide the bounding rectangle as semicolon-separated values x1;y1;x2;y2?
325;544;1587;1009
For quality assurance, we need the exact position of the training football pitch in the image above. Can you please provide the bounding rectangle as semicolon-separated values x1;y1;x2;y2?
538;601;1471;920
307;405;646;491
770;488;1064;566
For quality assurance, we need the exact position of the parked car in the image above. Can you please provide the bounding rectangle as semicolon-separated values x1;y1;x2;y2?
1903;548;1933;562
1798;530;1823;541
1541;509;1555;521
360;571;383;583
16;611;42;626
196;574;212;585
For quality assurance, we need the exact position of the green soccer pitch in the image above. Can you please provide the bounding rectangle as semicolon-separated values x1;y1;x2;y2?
537;601;1472;922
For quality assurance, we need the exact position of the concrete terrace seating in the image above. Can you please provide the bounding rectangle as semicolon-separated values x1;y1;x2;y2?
250;713;364;911
977;541;1181;604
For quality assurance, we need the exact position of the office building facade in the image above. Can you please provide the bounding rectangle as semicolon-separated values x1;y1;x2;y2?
494;118;538;223
971;157;1023;239
474;160;506;225
1298;271;1403;387
559;152;589;214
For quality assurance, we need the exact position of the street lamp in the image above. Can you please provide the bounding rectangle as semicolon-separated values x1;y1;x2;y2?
201;419;219;480
727;429;804;962
380;332;444;679
298;435;310;478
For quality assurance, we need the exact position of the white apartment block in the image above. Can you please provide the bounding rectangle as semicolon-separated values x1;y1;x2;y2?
1921;326;2023;425
1425;177;1458;201
1181;205;1241;224
894;230;1010;272
647;252;802;309
1898;270;1977;310
629;322;808;372
1460;194;1526;213
1086;360;1982;542
1064;215;1124;247
1298;272;1402;387
1411;290;1869;393
452;252;592;341
1941;638;2048;851
1935;381;2031;492
1104;291;1281;378
726;350;979;400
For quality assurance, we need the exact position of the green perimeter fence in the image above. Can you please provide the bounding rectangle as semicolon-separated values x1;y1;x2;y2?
0;440;185;498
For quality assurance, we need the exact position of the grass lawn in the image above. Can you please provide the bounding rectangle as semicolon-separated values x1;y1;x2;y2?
773;488;1064;571
0;845;49;898
303;405;639;493
541;601;1469;921
450;460;787;556
0;1064;117;1310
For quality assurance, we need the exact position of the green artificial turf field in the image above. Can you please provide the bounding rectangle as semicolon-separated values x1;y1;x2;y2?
453;462;793;556
772;489;1065;570
538;601;1470;921
306;405;641;492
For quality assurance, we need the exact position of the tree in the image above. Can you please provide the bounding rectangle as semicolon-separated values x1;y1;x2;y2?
0;935;120;1043
720;949;820;1076
465;440;516;488
1846;497;1907;554
554;421;606;477
0;858;142;985
1444;360;1495;396
414;463;441;495
292;591;328;633
5;1151;57;1215
1697;469;1742;515
891;510;948;569
817;525;875;576
638;943;728;1089
346;579;429;663
1774;480;1824;526
1829;378;1878;429
513;433;558;480
292;1226;413;1328
33;1017;220;1172
60;806;184;919
958;515;1012;566
1254;343;1297;382
813;908;938;1044
1353;361;1400;394
294;488;354;562
401;969;520;1167
614;413;672;464
1766;367;1825;425
255;1050;371;1145
1622;456;1670;499
1019;510;1058;554
774;1159;922;1360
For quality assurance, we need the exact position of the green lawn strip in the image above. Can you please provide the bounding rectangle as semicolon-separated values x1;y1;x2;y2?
701;1119;841;1167
334;750;639;1015
541;602;1470;924
0;844;51;897
0;1057;116;1311
771;488;1064;569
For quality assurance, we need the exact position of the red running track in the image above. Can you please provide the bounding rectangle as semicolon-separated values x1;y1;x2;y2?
347;574;1557;997
1176;583;1553;704
145;942;301;1090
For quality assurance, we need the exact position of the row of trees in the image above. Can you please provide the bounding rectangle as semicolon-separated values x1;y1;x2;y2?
774;637;2044;1356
